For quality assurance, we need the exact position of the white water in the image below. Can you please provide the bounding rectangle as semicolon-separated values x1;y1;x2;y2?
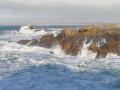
0;26;120;90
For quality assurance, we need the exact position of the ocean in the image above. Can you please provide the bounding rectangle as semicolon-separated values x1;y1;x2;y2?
0;25;120;90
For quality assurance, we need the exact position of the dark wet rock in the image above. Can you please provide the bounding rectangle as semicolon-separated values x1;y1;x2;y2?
50;51;54;54
17;40;31;45
28;39;39;46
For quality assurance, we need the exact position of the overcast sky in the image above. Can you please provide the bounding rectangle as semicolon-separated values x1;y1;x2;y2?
0;0;120;24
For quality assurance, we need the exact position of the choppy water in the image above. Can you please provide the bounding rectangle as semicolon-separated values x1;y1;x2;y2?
0;25;120;90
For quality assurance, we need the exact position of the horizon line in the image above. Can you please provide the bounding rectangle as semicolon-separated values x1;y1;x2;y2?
0;22;120;26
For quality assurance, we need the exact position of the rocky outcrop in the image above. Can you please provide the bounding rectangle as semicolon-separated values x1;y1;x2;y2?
18;34;57;48
17;23;120;58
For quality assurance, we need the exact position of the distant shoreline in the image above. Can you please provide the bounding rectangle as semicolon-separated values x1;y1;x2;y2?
0;23;107;26
0;23;119;26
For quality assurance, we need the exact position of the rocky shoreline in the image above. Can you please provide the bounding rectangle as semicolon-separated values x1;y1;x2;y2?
17;23;120;58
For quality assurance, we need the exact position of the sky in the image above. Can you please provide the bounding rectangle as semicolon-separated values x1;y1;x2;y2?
0;0;120;24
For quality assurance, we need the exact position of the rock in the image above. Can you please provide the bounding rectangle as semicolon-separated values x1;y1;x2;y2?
28;25;38;30
102;23;120;29
89;44;101;53
21;25;39;31
17;40;31;45
18;25;41;34
34;30;40;32
96;42;120;58
62;28;79;38
60;40;80;56
96;51;107;59
50;51;54;54
56;33;65;43
60;41;72;55
79;25;100;32
63;28;71;36
39;34;57;48
28;39;39;46
17;23;120;58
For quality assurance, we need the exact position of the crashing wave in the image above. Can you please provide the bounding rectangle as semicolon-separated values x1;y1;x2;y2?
18;25;41;34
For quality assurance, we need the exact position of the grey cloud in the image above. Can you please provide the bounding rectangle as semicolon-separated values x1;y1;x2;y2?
0;0;120;24
0;0;120;10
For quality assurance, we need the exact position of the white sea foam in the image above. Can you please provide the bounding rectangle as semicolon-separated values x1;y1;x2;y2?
19;25;37;34
78;38;97;59
106;53;120;58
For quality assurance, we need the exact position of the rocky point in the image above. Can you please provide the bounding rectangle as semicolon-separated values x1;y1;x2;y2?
17;23;120;58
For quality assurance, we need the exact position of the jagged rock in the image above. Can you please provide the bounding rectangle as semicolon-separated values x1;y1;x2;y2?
39;34;57;48
96;42;120;58
60;41;80;56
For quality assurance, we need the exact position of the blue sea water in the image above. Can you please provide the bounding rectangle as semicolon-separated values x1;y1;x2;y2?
0;25;120;90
